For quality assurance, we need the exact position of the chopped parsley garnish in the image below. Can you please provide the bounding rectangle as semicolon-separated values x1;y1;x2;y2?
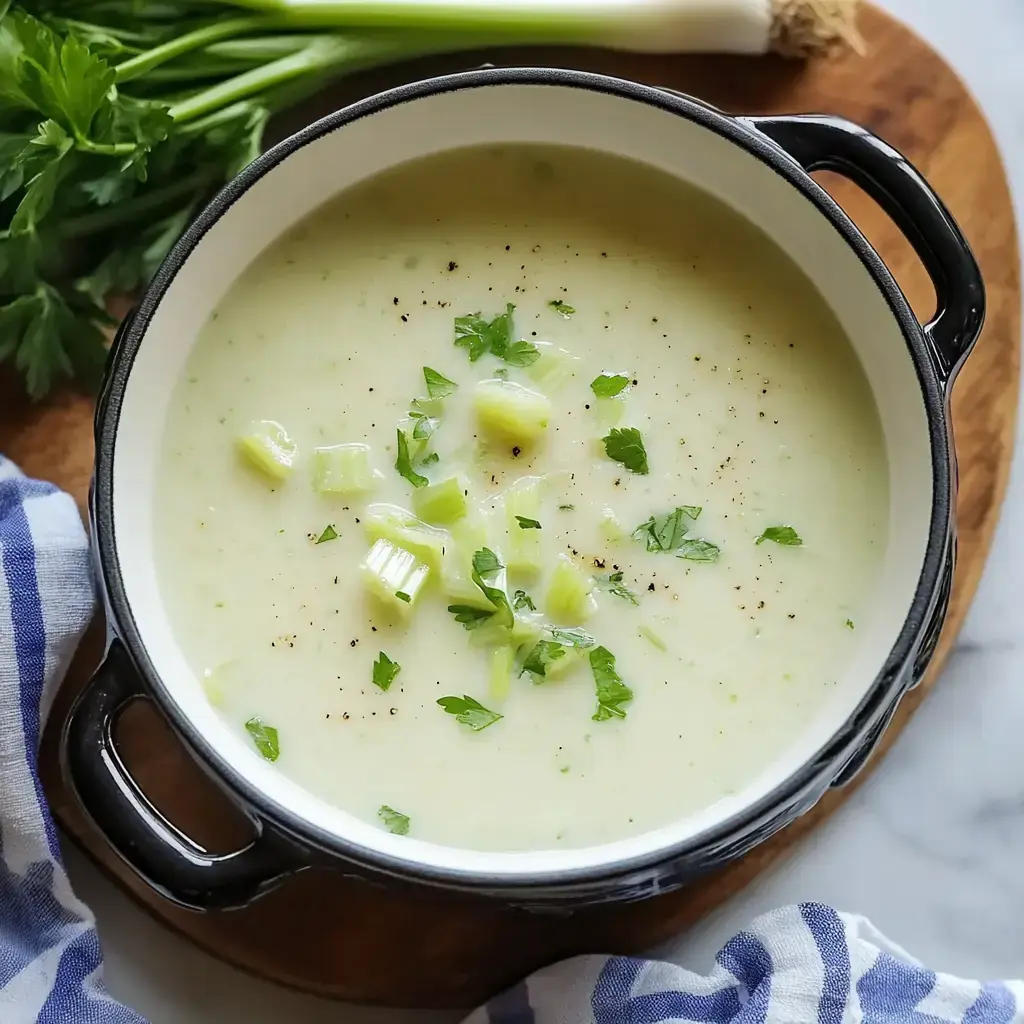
395;428;428;488
419;452;440;466
515;516;542;530
412;416;439;441
548;626;596;648
756;526;803;546
602;427;649;474
423;366;457;400
631;507;701;553
454;303;538;367
447;604;495;630
589;646;633;721
378;805;410;835
315;524;338;544
513;589;536;611
244;718;279;762
470;548;514;628
676;539;720;563
372;651;401;691
595;571;640;605
845;618;855;630
548;299;576;318
396;591;412;603
590;373;630;398
520;640;569;680
558;504;575;511
437;694;503;731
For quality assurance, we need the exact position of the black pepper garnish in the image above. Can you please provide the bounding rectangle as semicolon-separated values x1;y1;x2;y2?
511;446;522;457
648;583;656;592
400;314;408;322
392;297;399;305
447;261;458;271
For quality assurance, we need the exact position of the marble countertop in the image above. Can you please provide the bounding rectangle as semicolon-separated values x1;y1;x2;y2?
62;2;1024;1020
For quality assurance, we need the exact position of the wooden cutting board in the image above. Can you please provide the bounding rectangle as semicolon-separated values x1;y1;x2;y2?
1;3;1018;1010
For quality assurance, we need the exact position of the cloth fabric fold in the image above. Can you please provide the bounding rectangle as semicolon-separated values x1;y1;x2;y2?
0;454;1020;1023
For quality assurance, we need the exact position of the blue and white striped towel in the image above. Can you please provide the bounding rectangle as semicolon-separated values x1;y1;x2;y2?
1;451;1022;1023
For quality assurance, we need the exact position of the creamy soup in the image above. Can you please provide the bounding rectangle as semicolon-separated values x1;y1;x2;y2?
155;144;888;852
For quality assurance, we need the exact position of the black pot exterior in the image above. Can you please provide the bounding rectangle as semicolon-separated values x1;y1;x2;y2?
67;68;980;911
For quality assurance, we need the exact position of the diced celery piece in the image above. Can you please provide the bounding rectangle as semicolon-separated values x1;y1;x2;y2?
545;555;596;624
202;666;228;710
442;516;492;604
593;396;626;428
489;646;515;701
472;610;544;650
412;476;469;526
545;646;585;681
599;506;627;544
236;420;297;481
527;342;581;391
473;379;551;447
504;475;543;575
360;538;430;614
363;504;447;572
312;443;381;495
397;417;430;462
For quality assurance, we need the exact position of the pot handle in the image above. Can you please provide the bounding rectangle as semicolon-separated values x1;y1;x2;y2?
63;640;306;910
742;114;985;386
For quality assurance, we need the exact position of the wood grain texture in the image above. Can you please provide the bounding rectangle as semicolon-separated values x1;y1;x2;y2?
5;3;1018;1009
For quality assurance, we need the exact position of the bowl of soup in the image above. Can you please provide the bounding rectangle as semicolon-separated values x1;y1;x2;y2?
66;68;983;910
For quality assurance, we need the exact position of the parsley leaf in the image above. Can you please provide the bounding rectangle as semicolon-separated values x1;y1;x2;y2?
244;718;279;761
447;604;495;630
437;694;503;731
548;299;576;318
315;524;338;544
473;548;503;578
756;526;803;546
396;591;412;603
470;548;513;628
378;805;410;835
454;303;514;361
512;589;536;611
845;618;855;630
423;366;457;399
515;516;542;530
504;339;540;367
395;428;428;488
631;507;701;553
548;626;596;649
589;646;634;721
595;571;640;605
602;427;649;474
558;504;575;511
676;539;720;563
590;373;630;398
411;416;439;441
520;640;569;680
372;651;401;691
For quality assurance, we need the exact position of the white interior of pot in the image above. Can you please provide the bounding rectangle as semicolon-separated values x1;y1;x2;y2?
111;82;934;878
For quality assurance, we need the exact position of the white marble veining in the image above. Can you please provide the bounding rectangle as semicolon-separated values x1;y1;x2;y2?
61;1;1024;1019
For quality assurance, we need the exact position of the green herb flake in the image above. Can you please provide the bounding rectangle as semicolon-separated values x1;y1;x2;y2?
245;718;279;762
558;504;575;511
396;591;412;603
447;604;495;630
756;526;803;547
315;524;338;544
845;618;855;630
372;651;401;691
513;590;536;611
602;427;649;475
437;694;503;731
454;303;514;362
595;571;640;605
419;452;440;466
423;366;457;400
590;373;630;398
547;626;596;649
548;299;576;318
378;805;410;835
504;340;541;367
520;640;569;680
395;428;428;488
515;516;542;530
470;548;513;629
631;507;702;553
589;646;634;722
412;416;439;441
676;539;721;563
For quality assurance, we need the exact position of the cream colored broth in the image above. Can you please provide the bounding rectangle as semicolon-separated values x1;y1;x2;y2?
155;144;887;851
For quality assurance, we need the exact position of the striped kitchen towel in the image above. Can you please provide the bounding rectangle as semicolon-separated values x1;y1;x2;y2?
2;450;1023;1023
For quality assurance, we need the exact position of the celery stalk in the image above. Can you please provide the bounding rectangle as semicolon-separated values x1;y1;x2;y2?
312;442;382;494
474;379;551;447
442;517;492;605
504;476;543;575
361;538;430;614
545;555;596;624
489;645;515;701
363;503;447;572
593;396;626;428
412;476;469;525
236;420;298;480
599;506;627;544
527;342;581;391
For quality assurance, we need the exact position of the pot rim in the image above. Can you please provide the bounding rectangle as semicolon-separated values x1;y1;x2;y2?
92;66;952;890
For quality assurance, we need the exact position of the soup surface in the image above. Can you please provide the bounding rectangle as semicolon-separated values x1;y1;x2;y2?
155;144;888;852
